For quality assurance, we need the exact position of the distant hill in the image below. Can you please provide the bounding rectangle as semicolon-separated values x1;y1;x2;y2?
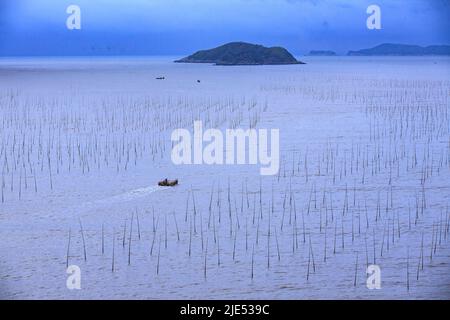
175;42;304;65
348;43;450;56
308;50;336;56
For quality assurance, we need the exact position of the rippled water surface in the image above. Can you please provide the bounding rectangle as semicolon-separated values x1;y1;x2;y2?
0;57;449;299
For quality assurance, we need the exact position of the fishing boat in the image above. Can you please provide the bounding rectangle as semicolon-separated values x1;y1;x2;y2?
158;179;178;187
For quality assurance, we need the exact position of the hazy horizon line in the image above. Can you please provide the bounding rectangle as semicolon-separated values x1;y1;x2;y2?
2;41;450;59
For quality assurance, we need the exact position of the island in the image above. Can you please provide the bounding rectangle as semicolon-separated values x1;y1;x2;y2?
348;43;450;56
175;42;304;65
307;50;337;56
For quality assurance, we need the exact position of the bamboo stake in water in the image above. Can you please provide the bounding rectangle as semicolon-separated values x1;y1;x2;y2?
112;228;115;272
251;244;255;280
188;216;192;257
324;226;327;263
122;219;127;248
101;224;104;255
306;243;311;281
136;209;141;240
233;225;237;261
150;219;159;256
217;233;221;266
66;229;71;268
274;227;281;261
354;252;358;287
185;191;190;222
165;214;168;250
407;246;410;292
267;222;270;269
204;237;208;280
373;227;376;264
128;212;134;265
156;235;161;275
333;219;337;254
309;233;316;272
79;219;87;261
173;212;180;241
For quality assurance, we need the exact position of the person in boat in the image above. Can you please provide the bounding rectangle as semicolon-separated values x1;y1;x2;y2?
158;179;178;187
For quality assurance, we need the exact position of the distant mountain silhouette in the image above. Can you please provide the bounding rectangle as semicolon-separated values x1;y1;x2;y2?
308;50;336;56
348;43;450;56
175;42;304;65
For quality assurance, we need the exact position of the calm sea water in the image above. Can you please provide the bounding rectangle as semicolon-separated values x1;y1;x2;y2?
0;57;449;299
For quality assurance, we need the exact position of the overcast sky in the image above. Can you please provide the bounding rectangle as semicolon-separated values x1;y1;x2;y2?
0;0;449;56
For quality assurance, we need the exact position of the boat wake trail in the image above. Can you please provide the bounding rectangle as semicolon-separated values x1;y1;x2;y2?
80;186;168;210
